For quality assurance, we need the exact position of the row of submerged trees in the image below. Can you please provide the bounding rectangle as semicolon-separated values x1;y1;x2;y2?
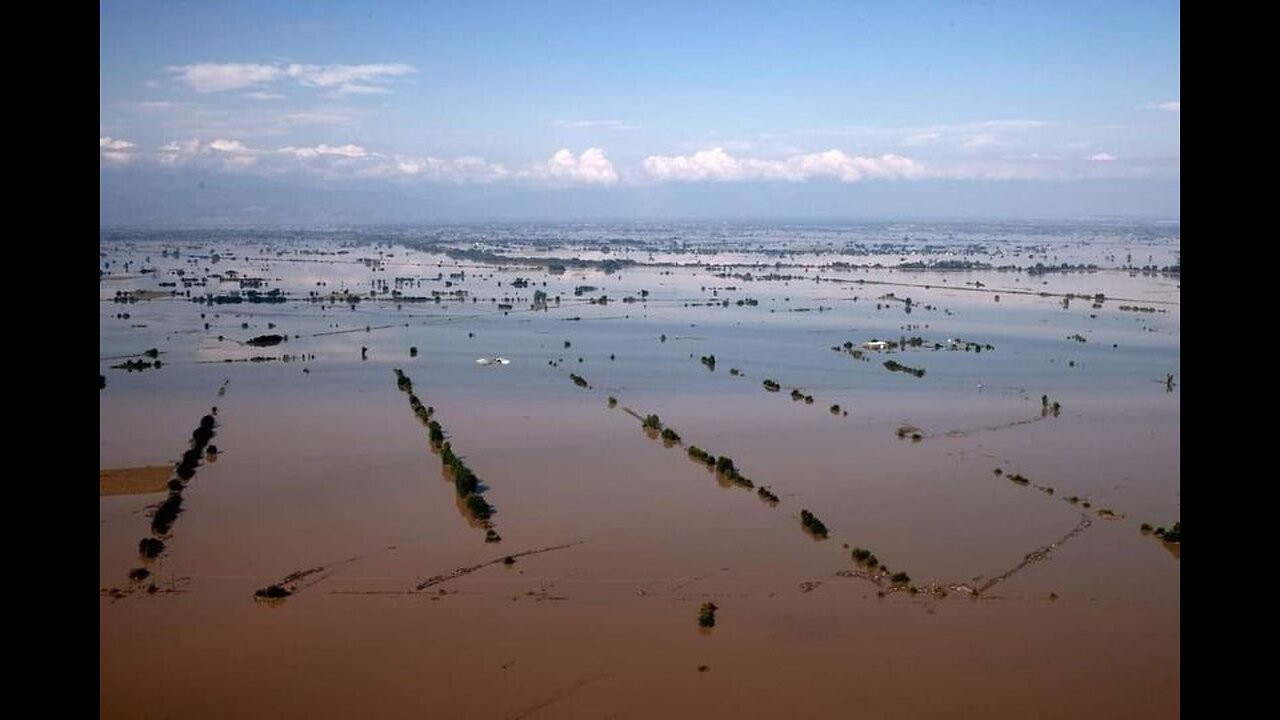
134;410;220;587
394;369;501;543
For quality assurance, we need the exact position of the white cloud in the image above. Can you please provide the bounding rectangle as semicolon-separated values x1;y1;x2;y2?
100;137;135;150
542;148;618;184
156;138;258;167
209;139;250;153
642;148;924;183
554;119;640;130
170;62;415;94
389;148;616;185
284;63;415;88
120;135;1170;183
246;92;286;101
644;147;740;181
170;63;283;92
279;143;372;159
100;137;137;164
390;155;511;183
330;83;391;96
963;134;997;149
901;132;941;147
1158;100;1180;113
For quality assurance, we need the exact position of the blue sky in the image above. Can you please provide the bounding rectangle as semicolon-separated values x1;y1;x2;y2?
100;1;1180;222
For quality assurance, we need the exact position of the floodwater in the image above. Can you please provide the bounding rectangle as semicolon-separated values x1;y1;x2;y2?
101;222;1179;718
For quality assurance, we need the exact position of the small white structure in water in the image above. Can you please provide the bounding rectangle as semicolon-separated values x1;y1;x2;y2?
861;341;889;351
475;357;511;366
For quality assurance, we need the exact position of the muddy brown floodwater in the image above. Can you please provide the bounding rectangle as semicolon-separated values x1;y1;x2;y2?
101;224;1179;718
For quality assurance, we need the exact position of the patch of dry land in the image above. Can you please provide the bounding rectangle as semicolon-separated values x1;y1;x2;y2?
100;466;171;496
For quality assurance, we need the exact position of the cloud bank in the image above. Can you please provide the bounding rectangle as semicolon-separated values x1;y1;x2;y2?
642;148;924;183
169;62;416;96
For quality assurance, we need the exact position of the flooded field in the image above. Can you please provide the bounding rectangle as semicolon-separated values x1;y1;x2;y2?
101;221;1179;718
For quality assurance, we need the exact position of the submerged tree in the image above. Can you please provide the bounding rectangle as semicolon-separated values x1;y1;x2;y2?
799;509;829;538
697;602;718;628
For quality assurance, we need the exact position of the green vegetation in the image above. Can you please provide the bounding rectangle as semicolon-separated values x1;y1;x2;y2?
607;395;618;407
1153;521;1180;543
757;486;779;504
697;602;718;628
570;373;589;388
128;567;151;582
700;354;716;370
394;370;499;536
687;446;717;468
800;509;829;538
830;404;841;415
642;414;662;430
465;494;494;520
255;584;292;599
394;368;413;392
661;427;682;444
763;379;781;392
138;409;220;563
1140;523;1153;534
890;572;911;585
151;493;184;535
883;360;926;378
715;455;735;476
100;375;107;389
847;548;881;569
112;359;157;372
790;389;805;401
246;334;286;347
406;394;433;424
138;538;165;559
1008;473;1029;486
709;455;754;488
